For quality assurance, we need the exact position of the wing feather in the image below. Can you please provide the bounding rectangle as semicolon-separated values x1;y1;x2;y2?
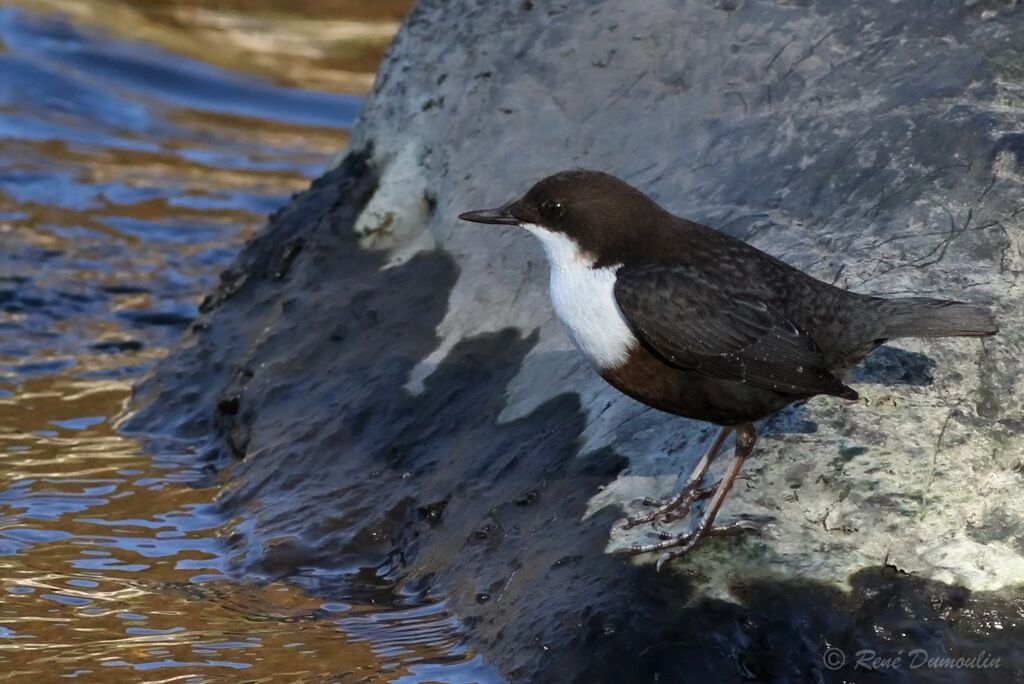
613;264;854;398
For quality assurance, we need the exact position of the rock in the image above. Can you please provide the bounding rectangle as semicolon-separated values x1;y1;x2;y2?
128;0;1024;681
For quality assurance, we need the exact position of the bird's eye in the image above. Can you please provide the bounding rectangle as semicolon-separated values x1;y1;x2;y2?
540;200;565;220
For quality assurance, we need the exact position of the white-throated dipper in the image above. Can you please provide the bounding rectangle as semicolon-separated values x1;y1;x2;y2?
459;169;998;568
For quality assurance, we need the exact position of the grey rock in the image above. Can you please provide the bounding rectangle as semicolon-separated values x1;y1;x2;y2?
129;0;1024;681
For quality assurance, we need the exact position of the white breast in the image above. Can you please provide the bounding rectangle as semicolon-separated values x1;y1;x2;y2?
523;224;637;370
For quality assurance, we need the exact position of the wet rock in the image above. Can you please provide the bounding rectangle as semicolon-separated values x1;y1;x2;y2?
128;0;1024;681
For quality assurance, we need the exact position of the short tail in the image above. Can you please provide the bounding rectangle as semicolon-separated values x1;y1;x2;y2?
878;297;998;339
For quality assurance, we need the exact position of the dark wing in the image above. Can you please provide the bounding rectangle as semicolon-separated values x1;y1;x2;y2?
613;264;855;398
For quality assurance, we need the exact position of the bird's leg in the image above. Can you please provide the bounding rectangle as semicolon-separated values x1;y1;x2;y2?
620;426;732;529
629;423;763;569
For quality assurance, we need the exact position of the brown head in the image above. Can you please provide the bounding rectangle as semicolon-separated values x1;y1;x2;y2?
459;169;671;266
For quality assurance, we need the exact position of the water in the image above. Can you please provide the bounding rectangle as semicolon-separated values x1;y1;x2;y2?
0;4;491;680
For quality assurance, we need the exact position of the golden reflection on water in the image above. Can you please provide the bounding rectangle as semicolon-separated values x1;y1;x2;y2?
5;0;408;92
0;374;378;680
0;1;488;681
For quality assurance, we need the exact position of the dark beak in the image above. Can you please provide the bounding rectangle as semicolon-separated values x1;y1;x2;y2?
458;205;519;225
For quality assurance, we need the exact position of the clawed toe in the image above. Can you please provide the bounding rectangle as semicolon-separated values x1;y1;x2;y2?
627;519;765;563
660;480;719;523
651;521;765;571
620;479;722;530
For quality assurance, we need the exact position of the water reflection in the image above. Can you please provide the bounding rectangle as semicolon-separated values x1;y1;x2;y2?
0;4;492;681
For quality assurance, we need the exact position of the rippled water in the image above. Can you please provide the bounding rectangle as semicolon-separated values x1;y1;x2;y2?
0;4;493;680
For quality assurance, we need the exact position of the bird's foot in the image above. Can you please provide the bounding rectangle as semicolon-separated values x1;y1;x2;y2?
628;520;765;571
619;480;721;530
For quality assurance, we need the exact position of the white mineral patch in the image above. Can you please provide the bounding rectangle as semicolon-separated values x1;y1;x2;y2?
353;143;435;263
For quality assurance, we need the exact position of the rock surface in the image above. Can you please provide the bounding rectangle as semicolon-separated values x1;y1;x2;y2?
129;0;1024;681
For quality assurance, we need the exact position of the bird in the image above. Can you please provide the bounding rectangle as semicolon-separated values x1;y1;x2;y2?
459;169;998;568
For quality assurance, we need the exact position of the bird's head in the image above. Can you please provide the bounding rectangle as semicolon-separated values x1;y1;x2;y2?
459;169;665;266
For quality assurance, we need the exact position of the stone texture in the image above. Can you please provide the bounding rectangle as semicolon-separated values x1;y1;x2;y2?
129;1;1024;681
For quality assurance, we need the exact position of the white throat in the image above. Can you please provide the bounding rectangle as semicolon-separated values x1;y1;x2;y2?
523;224;636;370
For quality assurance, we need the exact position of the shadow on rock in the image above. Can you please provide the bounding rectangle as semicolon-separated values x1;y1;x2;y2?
851;345;937;386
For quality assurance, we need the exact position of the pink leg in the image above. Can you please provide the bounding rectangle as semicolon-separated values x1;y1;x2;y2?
629;423;763;569
620;426;732;529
